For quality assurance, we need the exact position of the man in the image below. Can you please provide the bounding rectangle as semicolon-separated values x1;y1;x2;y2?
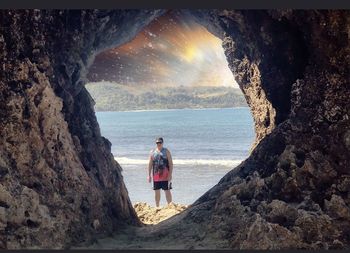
147;137;173;207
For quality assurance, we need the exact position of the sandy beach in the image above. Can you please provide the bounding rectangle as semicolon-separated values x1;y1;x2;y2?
133;202;188;224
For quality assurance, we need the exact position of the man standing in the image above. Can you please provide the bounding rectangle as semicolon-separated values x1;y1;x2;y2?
147;137;173;207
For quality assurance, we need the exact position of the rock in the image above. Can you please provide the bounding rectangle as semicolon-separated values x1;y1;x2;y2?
343;130;350;150
0;10;162;248
265;200;298;227
337;176;350;193
296;196;322;213
93;219;100;230
324;195;350;219
330;239;344;249
0;206;6;230
239;214;303;249
0;184;13;208
294;209;338;245
0;167;9;179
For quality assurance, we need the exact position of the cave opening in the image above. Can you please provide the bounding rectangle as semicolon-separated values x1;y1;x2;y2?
84;10;255;220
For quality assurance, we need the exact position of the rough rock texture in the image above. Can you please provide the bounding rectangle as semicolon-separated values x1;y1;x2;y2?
151;9;350;250
186;9;310;148
0;9;349;249
0;10;164;248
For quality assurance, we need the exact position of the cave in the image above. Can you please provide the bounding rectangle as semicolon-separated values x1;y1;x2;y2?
0;9;349;249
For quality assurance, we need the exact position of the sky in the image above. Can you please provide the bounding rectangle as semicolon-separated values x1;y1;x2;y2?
87;11;239;88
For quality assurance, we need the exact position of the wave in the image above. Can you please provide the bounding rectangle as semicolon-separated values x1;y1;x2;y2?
114;157;243;167
97;107;249;113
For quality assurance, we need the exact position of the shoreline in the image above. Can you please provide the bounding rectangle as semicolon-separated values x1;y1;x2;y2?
114;157;243;166
95;106;249;113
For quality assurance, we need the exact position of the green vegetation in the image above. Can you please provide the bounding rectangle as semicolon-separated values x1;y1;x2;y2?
85;82;248;111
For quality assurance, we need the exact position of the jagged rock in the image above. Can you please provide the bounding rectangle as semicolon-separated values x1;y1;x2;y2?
92;219;100;230
239;214;304;249
324;194;350;219
0;9;161;248
293;209;338;247
265;200;298;227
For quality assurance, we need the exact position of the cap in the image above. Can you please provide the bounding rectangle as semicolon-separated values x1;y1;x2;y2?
155;137;163;143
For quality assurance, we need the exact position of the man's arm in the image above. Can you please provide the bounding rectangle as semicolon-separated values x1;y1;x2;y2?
147;151;153;182
167;149;173;181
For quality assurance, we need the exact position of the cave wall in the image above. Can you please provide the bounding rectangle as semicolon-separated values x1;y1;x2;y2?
0;9;349;250
167;10;350;249
0;9;164;248
186;9;310;148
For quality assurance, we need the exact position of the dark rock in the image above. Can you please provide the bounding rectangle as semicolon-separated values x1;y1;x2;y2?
324;194;350;219
0;166;9;179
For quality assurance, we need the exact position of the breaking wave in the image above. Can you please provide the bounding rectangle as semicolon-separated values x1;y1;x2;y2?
114;157;242;167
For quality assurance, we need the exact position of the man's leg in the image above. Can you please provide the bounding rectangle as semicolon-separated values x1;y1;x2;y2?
165;190;172;204
155;189;161;207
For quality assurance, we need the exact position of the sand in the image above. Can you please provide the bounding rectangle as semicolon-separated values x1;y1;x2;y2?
72;201;231;249
133;202;188;225
71;201;193;249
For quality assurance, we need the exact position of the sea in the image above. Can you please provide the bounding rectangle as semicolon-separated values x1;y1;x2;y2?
96;107;255;206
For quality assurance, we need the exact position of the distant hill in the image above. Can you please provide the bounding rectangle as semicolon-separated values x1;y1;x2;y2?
85;82;248;111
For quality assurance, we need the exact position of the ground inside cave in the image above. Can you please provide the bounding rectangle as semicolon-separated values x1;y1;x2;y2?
72;201;225;250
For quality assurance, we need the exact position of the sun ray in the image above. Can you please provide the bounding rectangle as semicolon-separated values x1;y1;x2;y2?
88;11;238;89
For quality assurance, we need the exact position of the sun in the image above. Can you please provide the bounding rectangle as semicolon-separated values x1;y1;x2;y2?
182;45;203;63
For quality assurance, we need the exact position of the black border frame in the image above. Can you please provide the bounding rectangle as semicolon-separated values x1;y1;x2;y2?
1;0;350;252
0;0;350;9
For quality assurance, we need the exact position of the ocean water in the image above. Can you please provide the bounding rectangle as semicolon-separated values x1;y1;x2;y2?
96;107;255;206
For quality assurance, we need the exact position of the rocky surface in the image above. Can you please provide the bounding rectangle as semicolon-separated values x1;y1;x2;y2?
0;9;349;249
133;202;188;225
0;10;164;248
152;9;350;249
